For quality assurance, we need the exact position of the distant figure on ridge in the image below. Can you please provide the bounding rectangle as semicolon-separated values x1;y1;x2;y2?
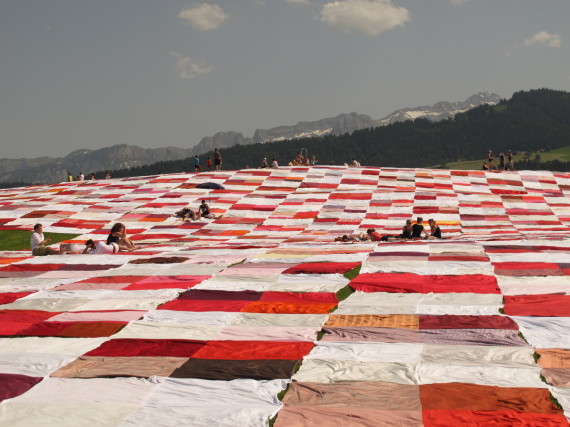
67;171;73;182
260;158;269;168
194;155;201;173
78;172;84;181
206;157;212;171
214;148;222;171
482;162;489;171
507;150;515;171
271;158;279;168
487;150;494;170
105;172;111;179
499;152;505;170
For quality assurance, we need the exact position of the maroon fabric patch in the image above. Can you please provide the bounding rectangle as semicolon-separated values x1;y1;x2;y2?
0;374;42;401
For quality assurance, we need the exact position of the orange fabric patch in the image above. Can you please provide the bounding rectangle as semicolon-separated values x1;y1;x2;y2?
241;302;337;314
325;314;419;329
420;383;561;413
536;349;570;369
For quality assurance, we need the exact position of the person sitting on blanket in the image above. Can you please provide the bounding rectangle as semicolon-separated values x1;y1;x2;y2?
106;223;136;251
381;219;414;242
411;217;427;240
427;218;442;239
198;200;221;219
30;223;65;256
83;239;119;254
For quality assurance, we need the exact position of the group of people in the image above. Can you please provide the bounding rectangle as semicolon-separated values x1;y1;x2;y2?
195;149;223;173
287;152;317;167
482;150;515;171
66;171;111;182
335;217;442;243
174;200;220;221
30;222;136;256
259;157;279;169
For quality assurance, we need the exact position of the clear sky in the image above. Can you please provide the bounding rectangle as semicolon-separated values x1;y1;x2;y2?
1;0;569;159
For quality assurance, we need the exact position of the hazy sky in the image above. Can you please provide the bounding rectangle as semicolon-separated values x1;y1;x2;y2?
1;0;569;159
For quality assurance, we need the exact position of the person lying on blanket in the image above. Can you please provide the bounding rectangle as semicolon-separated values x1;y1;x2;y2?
174;207;197;221
83;239;119;254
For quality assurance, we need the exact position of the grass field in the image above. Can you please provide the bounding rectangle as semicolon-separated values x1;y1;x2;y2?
0;230;80;251
436;145;570;170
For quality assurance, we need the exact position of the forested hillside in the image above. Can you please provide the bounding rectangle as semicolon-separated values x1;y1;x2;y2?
92;88;570;178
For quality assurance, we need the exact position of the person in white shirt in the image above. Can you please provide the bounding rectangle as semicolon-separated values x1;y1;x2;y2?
78;172;84;181
83;239;119;255
30;223;63;256
271;158;278;168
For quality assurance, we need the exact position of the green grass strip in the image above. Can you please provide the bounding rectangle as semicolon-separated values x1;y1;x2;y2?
0;229;81;251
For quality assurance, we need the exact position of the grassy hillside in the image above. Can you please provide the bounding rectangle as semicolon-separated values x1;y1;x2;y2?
441;146;570;170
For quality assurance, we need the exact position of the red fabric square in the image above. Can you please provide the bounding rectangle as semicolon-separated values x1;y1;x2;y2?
283;262;361;274
85;338;206;357
192;340;314;360
350;273;500;294
504;294;570;317
0;374;42;401
419;315;519;330
158;299;250;312
0;292;33;305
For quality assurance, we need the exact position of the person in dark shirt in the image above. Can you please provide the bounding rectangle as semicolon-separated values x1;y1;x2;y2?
199;200;211;217
428;218;442;239
507;150;514;171
487;150;494;170
499;152;505;170
399;219;413;239
106;223;136;251
412;217;426;239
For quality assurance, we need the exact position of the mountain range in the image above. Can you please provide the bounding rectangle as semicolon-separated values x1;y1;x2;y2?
0;92;500;185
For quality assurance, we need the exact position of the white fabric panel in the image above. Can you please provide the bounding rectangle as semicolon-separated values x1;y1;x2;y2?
268;273;348;293
141;310;239;326
120;378;287;427
416;293;503;315
417;363;544;388
512;316;570;348
215;326;320;341
292;359;418;384
0;337;107;376
305;342;423;363
0;377;155;427
420;345;536;367
497;275;570;295
231;313;328;327
0;298;90;312
112;322;221;340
